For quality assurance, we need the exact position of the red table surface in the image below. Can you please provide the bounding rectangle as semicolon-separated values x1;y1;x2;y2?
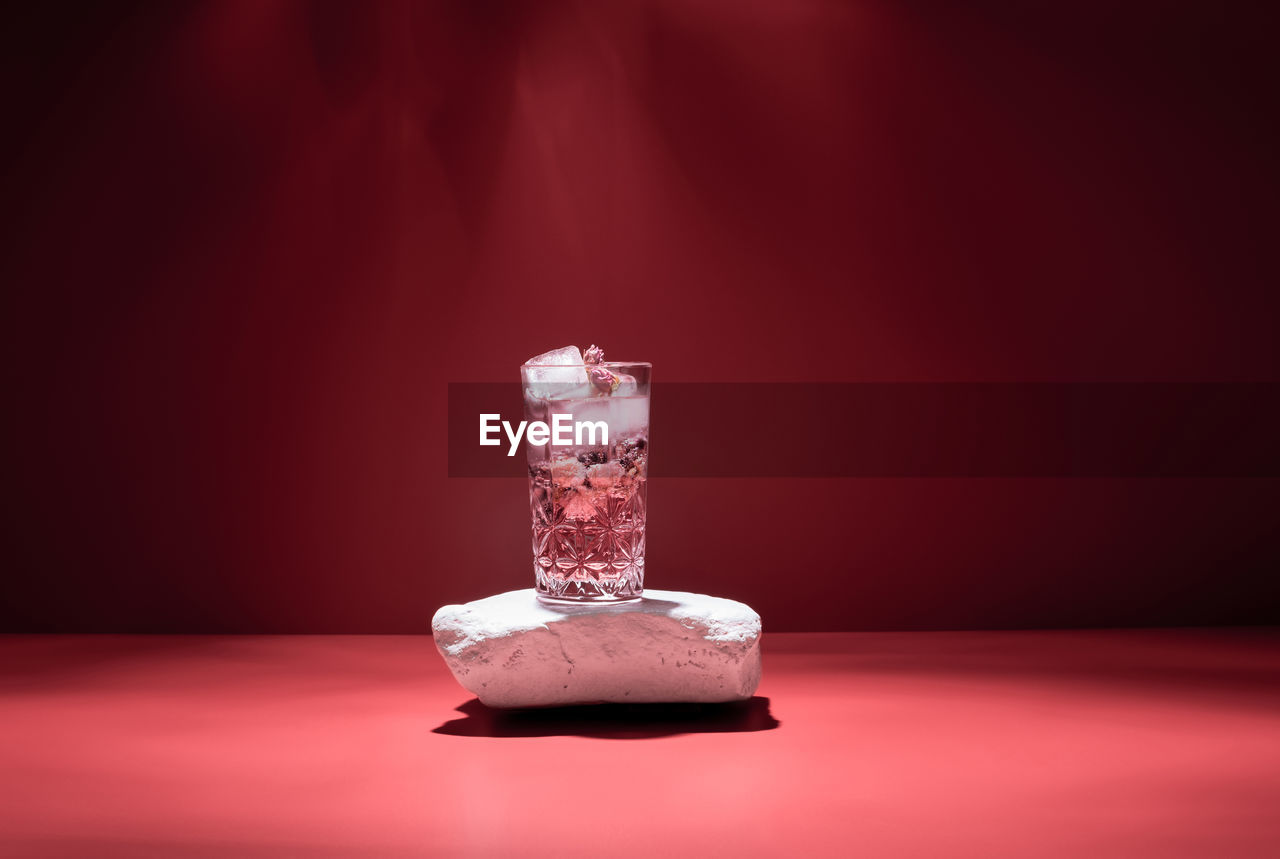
2;631;1278;857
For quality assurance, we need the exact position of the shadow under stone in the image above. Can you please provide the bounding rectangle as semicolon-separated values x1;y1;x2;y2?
433;695;779;739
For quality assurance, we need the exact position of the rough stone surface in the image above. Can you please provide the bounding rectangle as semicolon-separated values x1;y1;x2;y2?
431;589;762;708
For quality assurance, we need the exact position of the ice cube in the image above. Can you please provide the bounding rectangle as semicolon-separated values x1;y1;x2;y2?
552;382;597;401
565;395;649;441
606;396;649;437
523;346;588;399
550;455;585;488
585;462;623;490
562;490;597;521
612;373;638;397
525;345;583;366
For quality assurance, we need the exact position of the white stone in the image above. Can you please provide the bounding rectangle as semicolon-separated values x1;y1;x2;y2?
432;589;762;708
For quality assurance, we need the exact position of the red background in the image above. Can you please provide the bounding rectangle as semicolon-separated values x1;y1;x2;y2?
3;0;1277;632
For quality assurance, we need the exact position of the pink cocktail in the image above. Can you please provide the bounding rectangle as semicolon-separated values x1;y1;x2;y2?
521;347;650;603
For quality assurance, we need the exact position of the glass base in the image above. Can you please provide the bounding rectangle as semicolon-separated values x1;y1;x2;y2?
536;593;643;606
534;565;643;603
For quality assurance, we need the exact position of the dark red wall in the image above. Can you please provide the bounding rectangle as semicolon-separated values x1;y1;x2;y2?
3;1;1277;632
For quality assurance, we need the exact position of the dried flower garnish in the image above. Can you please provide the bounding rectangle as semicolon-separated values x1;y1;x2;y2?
583;344;605;365
588;365;618;394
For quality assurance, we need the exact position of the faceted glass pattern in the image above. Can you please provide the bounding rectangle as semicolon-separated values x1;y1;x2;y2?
529;442;647;601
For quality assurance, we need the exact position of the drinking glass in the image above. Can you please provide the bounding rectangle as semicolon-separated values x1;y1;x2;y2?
521;362;651;603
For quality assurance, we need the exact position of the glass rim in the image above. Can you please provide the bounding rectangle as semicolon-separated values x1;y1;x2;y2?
522;361;651;369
